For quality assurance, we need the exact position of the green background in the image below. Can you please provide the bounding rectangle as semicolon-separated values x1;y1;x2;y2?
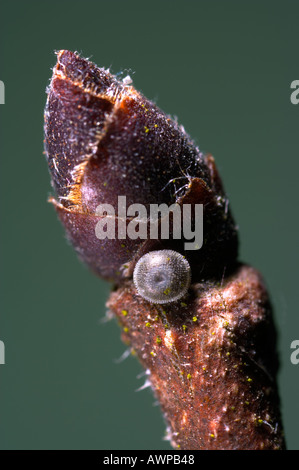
0;0;298;450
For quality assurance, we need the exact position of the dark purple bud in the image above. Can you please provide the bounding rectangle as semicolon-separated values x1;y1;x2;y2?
44;50;238;282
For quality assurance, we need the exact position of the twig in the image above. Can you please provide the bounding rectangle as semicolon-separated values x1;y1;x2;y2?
44;50;285;450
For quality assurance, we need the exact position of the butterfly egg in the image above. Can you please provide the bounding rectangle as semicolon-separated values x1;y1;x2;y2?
133;250;191;304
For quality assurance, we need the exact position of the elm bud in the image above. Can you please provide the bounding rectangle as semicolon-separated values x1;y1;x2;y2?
44;50;237;282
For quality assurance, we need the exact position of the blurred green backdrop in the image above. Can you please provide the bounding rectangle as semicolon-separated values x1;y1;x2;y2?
0;0;298;450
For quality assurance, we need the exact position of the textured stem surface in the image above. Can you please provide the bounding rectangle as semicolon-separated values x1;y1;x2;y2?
107;264;285;450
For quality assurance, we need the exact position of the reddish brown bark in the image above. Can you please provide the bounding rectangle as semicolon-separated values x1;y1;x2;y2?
108;264;285;450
